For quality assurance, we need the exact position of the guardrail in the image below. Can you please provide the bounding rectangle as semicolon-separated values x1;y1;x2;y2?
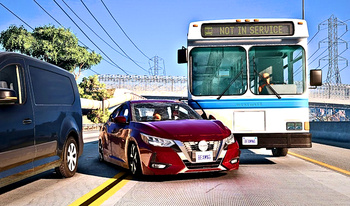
83;123;102;131
310;121;350;142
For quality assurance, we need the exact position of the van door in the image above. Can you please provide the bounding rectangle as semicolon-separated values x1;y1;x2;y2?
28;65;76;161
0;59;35;180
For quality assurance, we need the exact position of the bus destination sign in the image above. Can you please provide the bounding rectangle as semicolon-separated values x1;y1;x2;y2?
201;22;294;37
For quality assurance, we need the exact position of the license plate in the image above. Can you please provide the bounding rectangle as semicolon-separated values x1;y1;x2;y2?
242;136;258;145
196;151;213;163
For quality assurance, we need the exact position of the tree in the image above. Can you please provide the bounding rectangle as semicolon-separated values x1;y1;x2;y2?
0;25;34;55
79;75;113;123
79;75;113;101
0;25;101;80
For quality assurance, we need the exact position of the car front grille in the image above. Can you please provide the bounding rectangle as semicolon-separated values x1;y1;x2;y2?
182;140;222;162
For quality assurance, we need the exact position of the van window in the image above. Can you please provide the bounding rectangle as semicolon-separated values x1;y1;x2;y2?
29;66;75;105
0;64;25;104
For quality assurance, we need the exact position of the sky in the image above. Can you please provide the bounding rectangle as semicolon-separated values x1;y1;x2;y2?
0;0;349;84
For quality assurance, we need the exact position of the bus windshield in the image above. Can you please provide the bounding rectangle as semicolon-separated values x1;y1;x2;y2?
191;47;247;96
249;45;305;95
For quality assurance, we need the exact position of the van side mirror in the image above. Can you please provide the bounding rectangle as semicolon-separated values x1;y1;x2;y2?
114;116;127;124
178;47;187;64
0;88;17;105
310;69;322;87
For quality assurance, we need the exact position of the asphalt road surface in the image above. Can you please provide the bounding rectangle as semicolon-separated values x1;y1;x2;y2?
1;131;350;206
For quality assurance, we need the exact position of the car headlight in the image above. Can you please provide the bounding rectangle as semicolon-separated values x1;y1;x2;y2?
140;133;175;147
224;133;236;145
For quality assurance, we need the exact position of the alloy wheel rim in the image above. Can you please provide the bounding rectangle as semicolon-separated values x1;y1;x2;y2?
67;143;77;171
130;144;138;174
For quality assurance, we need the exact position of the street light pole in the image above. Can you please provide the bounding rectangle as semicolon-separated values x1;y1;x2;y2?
302;0;305;19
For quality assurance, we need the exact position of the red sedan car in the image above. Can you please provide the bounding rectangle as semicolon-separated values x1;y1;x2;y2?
98;100;240;175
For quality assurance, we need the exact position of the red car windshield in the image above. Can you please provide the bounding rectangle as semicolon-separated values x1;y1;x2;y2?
131;102;202;122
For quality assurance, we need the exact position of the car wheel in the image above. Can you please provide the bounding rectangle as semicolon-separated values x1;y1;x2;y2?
128;143;141;176
56;136;78;178
98;140;104;162
272;148;288;157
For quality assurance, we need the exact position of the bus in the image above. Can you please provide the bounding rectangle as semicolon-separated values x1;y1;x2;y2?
178;18;322;156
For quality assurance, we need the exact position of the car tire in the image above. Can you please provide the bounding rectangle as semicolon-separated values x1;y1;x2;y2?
98;140;104;162
272;148;288;157
56;136;78;178
128;143;142;176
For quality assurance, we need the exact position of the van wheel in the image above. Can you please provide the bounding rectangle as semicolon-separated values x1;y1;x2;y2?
56;137;78;178
272;148;288;157
128;143;141;176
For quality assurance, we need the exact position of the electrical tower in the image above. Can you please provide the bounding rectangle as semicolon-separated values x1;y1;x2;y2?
148;56;166;76
319;15;348;84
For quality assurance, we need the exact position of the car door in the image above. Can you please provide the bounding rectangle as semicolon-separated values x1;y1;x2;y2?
103;105;122;161
110;104;130;164
0;59;35;180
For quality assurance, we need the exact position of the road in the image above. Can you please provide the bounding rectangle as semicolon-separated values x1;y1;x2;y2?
1;131;350;205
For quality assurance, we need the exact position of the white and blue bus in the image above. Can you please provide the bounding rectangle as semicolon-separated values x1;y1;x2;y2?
178;18;322;156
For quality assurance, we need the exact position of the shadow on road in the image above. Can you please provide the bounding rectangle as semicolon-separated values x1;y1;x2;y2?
77;140;126;178
239;149;276;165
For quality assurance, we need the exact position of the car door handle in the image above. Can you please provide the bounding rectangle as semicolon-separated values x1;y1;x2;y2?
23;118;32;125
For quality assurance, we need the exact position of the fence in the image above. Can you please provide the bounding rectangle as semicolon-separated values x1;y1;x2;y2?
99;74;187;96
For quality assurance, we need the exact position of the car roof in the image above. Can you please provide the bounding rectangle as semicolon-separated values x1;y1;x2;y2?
129;99;180;104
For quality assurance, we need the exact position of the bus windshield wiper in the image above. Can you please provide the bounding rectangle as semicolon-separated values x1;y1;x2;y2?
217;68;243;100
266;83;281;99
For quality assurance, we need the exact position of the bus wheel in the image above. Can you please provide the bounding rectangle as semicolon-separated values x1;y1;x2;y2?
272;148;288;157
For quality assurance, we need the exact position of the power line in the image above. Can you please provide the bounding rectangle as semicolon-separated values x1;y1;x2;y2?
33;0;62;27
90;68;100;75
308;30;319;45
0;3;34;30
52;0;129;74
2;1;132;76
100;0;151;60
80;0;148;73
33;0;122;73
60;0;127;59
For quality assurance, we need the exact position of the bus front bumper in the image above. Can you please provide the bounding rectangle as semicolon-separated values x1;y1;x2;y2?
234;133;312;149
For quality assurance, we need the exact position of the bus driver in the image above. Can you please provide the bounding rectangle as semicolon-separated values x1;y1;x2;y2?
259;73;273;94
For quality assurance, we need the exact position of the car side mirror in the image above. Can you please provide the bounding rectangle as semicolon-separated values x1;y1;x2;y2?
208;115;216;120
310;69;322;87
178;46;187;64
114;116;127;124
0;88;17;105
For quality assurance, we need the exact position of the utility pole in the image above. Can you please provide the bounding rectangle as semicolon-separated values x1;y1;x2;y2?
318;15;348;84
302;0;305;19
148;56;166;76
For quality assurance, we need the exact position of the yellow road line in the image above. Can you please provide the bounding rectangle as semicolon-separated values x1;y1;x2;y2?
89;177;131;206
69;172;130;206
288;151;350;176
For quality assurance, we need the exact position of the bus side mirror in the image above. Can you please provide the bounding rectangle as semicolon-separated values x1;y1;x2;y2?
310;69;322;87
178;47;187;64
0;88;17;105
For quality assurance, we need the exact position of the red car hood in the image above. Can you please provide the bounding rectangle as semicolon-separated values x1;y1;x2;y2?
137;119;231;142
